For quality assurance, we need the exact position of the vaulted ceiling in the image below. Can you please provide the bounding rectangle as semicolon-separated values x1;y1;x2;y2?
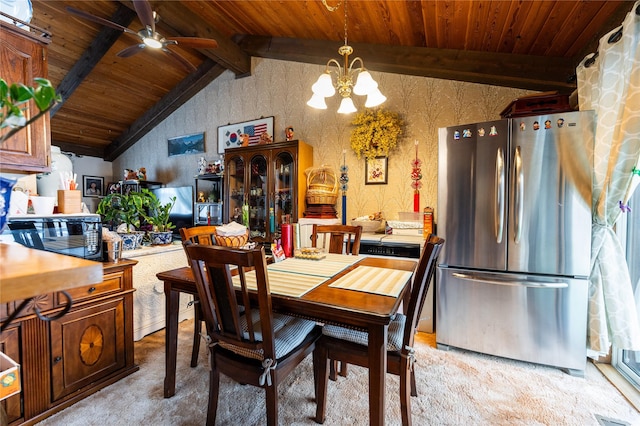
17;0;633;160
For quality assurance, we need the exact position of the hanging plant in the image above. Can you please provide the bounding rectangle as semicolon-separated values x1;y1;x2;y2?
350;108;403;159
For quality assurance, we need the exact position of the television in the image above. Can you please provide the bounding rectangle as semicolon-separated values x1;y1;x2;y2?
151;186;194;237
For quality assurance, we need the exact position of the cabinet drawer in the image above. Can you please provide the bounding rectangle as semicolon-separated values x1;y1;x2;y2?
61;271;123;304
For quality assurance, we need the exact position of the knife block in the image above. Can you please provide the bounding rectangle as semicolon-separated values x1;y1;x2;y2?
57;190;82;213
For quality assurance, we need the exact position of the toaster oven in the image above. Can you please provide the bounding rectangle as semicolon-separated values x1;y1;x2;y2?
3;214;103;261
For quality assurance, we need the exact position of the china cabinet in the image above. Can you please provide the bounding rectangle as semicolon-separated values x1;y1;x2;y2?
0;260;138;425
194;174;223;225
223;140;313;245
0;22;52;173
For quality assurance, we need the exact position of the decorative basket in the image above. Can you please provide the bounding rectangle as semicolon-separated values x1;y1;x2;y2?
214;231;249;248
351;220;385;233
306;166;338;205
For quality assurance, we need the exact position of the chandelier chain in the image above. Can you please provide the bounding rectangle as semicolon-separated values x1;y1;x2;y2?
344;0;348;46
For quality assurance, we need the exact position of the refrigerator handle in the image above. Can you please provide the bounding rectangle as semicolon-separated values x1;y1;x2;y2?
452;272;569;288
514;146;524;244
495;147;505;244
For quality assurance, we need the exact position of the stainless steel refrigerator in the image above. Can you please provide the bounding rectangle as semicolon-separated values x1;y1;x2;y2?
436;110;594;376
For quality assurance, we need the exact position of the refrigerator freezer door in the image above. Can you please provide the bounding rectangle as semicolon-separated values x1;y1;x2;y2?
436;267;588;374
438;120;510;270
508;111;594;277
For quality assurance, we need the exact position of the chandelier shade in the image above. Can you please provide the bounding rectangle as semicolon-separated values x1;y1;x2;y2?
307;0;385;114
307;93;328;109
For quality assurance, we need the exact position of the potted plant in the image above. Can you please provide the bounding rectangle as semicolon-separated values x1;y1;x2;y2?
96;191;149;249
141;189;176;245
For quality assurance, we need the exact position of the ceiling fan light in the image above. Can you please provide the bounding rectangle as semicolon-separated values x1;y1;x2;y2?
353;70;377;96
337;96;357;114
143;37;163;49
365;88;387;108
307;93;328;109
312;73;336;97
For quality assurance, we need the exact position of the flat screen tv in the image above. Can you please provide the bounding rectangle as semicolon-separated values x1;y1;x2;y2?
150;186;194;237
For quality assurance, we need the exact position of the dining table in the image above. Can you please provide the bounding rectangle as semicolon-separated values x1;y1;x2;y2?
157;253;417;426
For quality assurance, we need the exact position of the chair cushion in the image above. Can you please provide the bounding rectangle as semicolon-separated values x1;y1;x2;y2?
322;313;406;351
219;311;317;361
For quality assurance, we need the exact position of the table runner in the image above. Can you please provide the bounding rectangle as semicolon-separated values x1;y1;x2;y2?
328;266;413;298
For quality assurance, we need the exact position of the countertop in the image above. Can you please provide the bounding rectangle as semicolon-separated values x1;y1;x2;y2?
0;242;103;303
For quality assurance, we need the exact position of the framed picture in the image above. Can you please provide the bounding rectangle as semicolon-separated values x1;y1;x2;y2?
83;175;104;197
168;132;205;157
217;116;274;154
365;157;388;185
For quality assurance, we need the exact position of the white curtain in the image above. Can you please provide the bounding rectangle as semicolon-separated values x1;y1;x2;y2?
576;1;640;356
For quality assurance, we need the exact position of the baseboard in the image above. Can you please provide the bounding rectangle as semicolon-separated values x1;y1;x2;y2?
594;362;640;413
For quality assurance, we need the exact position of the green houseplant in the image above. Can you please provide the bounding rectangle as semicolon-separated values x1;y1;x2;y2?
141;189;176;245
0;77;60;143
97;191;149;249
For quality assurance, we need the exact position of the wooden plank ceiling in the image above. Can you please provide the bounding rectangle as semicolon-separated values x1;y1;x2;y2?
20;0;632;160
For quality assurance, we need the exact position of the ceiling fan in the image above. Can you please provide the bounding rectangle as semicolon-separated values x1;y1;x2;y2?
66;0;218;72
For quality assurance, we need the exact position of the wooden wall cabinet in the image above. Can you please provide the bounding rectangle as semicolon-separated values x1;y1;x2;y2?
0;260;138;425
0;22;52;174
223;140;313;245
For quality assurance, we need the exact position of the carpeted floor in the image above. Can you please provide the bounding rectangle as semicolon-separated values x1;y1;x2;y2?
36;319;640;425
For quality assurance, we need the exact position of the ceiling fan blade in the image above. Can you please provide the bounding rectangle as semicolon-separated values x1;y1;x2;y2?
133;0;155;34
162;48;197;72
117;44;146;58
169;37;218;49
66;6;138;36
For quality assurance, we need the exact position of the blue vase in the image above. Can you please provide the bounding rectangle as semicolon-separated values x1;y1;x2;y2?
0;177;17;233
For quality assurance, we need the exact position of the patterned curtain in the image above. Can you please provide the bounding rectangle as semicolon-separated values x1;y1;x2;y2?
576;1;640;356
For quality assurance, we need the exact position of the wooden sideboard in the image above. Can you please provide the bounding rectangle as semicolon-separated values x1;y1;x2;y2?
0;255;139;425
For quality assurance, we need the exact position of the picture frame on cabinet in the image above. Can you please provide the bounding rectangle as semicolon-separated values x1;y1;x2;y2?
168;132;205;157
217;116;274;154
83;176;104;197
365;157;388;185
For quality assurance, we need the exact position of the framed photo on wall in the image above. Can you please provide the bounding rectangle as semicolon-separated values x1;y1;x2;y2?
365;157;388;185
217;116;274;154
168;132;205;157
83;175;104;197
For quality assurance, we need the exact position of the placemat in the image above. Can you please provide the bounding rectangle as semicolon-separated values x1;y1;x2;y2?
267;255;359;277
232;269;326;298
327;266;413;298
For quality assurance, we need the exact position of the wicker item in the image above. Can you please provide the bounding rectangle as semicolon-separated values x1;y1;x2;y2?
306;166;338;205
214;231;249;248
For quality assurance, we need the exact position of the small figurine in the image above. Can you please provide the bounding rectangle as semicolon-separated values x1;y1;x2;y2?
240;133;250;146
197;191;206;202
259;132;272;144
198;157;207;175
285;126;294;141
137;167;147;180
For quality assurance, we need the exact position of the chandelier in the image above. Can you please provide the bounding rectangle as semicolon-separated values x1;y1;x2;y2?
307;0;386;114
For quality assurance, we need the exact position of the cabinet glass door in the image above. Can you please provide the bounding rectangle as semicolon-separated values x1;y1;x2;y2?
226;155;245;224
248;155;268;240
273;151;295;239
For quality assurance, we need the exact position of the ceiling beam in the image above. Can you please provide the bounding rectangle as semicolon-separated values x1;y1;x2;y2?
104;58;226;162
50;4;137;117
53;141;105;159
234;35;578;93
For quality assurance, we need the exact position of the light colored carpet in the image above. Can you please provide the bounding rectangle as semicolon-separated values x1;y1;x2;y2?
37;319;640;426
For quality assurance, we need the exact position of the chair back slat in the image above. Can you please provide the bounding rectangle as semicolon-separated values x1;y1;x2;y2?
402;235;444;349
186;243;275;357
311;224;362;255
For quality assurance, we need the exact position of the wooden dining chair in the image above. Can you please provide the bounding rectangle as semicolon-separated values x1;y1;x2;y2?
311;224;362;256
179;226;217;367
313;234;445;426
311;223;362;379
184;243;321;426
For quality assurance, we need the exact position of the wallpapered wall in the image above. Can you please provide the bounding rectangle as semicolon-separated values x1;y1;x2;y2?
113;57;533;224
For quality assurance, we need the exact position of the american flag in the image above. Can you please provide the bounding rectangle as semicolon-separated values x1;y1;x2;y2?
244;123;268;145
